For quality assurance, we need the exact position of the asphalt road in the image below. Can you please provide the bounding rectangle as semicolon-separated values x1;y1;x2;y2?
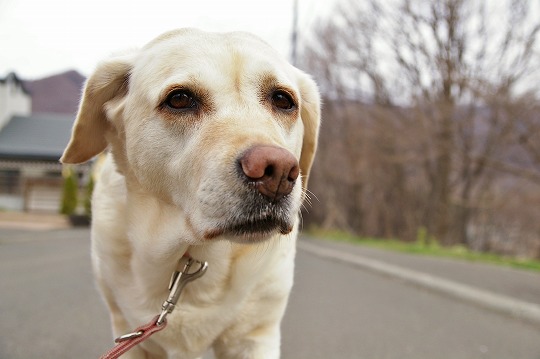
1;228;539;359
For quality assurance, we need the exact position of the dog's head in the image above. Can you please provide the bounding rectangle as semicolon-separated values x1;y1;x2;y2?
61;28;320;243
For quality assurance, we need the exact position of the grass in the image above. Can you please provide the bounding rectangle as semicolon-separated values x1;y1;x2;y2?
307;228;540;272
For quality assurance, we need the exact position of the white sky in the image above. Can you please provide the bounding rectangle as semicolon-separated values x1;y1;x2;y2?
0;0;336;80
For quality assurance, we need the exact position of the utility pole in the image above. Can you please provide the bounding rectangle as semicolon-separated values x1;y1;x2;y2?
291;0;299;66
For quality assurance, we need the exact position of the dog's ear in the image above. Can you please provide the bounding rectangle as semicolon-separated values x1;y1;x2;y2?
297;72;321;193
60;52;135;164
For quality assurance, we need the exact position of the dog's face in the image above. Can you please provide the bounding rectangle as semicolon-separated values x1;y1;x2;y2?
61;29;320;243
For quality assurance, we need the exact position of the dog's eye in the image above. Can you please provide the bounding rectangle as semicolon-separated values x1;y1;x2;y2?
271;90;296;111
165;90;197;110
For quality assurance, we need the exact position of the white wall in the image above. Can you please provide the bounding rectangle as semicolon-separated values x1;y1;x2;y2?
0;74;31;130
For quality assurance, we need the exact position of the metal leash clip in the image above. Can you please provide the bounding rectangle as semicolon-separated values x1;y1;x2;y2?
156;256;208;326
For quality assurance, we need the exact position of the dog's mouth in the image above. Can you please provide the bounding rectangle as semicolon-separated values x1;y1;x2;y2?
203;203;295;242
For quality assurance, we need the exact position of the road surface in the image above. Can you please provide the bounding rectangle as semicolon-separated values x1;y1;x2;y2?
1;228;539;359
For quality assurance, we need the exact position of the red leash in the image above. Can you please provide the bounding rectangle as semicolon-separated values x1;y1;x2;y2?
99;316;166;359
98;257;208;359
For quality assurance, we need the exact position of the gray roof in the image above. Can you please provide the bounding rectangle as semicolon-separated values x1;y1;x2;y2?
0;114;74;161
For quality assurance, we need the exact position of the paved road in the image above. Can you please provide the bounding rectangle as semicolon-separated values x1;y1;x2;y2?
1;228;539;359
302;237;540;306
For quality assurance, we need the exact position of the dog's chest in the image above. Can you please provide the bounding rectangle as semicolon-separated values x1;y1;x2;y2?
134;245;294;357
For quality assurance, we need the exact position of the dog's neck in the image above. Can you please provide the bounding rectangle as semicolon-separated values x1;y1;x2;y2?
120;185;228;305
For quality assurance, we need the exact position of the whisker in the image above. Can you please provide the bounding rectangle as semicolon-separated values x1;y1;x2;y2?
304;188;319;203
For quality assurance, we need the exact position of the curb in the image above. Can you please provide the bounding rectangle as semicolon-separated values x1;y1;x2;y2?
298;240;540;327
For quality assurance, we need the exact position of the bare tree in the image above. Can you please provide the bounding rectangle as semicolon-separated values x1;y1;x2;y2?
301;0;540;253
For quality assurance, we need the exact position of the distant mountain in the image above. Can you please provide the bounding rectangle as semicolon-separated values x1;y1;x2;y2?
24;70;85;115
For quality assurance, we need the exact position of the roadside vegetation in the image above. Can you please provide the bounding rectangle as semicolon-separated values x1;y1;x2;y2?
300;0;540;260
309;228;540;272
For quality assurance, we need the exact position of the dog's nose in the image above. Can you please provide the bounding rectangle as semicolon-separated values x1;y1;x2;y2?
239;145;300;202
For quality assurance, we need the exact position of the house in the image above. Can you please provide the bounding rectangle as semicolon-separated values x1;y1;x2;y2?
0;71;90;213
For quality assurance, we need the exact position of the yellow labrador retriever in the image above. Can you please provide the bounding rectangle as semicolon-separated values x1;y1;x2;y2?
61;28;320;359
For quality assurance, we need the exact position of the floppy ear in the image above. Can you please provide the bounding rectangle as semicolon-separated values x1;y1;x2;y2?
60;52;134;164
297;72;321;193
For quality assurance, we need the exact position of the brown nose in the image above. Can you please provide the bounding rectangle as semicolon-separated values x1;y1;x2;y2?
239;145;300;202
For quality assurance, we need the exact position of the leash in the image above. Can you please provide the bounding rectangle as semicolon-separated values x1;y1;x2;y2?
99;256;208;359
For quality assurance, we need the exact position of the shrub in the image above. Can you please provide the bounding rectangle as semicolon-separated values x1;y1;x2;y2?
60;165;78;215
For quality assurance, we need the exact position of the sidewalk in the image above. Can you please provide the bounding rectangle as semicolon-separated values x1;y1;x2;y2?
0;211;70;231
300;236;540;326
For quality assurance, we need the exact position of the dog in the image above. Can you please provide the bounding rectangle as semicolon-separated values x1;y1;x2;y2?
61;28;320;359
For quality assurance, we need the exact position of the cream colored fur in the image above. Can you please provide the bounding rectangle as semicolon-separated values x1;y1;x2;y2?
61;28;320;359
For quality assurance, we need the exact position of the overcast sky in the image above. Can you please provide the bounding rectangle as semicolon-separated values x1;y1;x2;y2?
0;0;336;80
